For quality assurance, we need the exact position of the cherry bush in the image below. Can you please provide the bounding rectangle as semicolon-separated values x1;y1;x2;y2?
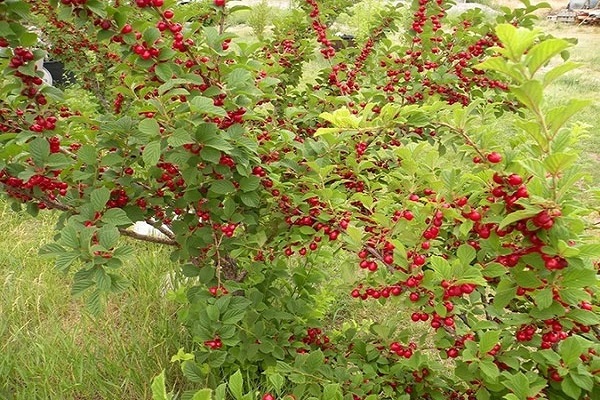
1;0;599;399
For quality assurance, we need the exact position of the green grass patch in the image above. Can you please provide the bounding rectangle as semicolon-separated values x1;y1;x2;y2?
0;201;190;400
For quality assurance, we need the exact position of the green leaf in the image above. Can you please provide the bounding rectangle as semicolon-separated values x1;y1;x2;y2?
226;68;252;90
139;118;161;137
29;137;50;165
71;278;95;296
525;38;570;75
182;361;204;383
562;268;597;288
206;304;219;321
513;270;542;289
566;309;600;325
546;99;590;136
191;389;212;400
90;187;110;211
543;61;581;87
143;141;162;166
155;63;173;82
239;176;260;192
499;209;539;230
268;373;284;394
577;243;600;258
210;180;236;196
78;145;98;165
322;383;343;400
495;24;539;61
501;372;529;400
228;370;244;400
493;278;517;310
97;225;120;249
102;208;132;226
479;359;499;381
240;192;260;208
303;350;324;373
430;256;452;280
560;336;584;367
512;81;543;111
479;331;501;354
543;153;576;175
190;96;227;117
569;371;594;391
168;129;193;147
561;375;582;399
151;370;172;400
533;287;553;310
457;244;476;264
473;57;523;81
55;252;80;273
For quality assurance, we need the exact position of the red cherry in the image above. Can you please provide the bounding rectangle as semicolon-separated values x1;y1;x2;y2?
163;9;174;19
507;174;523;186
262;394;275;400
487;152;502;163
214;0;225;6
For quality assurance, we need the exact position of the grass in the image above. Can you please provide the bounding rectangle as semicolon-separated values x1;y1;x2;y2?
0;201;190;400
1;4;599;399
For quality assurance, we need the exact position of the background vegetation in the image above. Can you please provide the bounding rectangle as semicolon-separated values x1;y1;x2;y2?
1;0;599;399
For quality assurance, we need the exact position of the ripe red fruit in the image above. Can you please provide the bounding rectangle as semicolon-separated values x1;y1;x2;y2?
262;394;275;400
163;9;174;19
487;152;502;163
214;0;226;6
507;174;523;186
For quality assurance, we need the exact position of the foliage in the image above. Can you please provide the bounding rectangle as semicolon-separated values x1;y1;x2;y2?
0;0;599;399
246;0;271;40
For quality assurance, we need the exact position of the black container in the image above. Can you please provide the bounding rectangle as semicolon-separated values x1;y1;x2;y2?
43;60;75;86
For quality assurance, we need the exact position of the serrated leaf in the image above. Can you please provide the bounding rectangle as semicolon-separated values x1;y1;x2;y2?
210;180;236;195
143;141;162;166
562;268;597;288
501;372;529;400
102;208;132;226
513;270;543;289
206;304;219;321
90;187;110;211
139;118;160;137
543;61;581;87
323;383;343;400
98;225;120;249
566;309;600;325
151;370;171;400
190;96;227;117
29;137;50;165
191;389;212;400
78;145;98;165
240;192;260;208
457;244;476;264
430;256;452;280
168;129;193;147
512;80;543;111
55;252;80;273
526;38;570;75
561;375;582;399
228;370;243;400
155;63;173;82
493;278;517;310
499;209;539;230
479;331;501;354
182;360;204;383
479;359;499;381
239;176;260;192
533;287;553;310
